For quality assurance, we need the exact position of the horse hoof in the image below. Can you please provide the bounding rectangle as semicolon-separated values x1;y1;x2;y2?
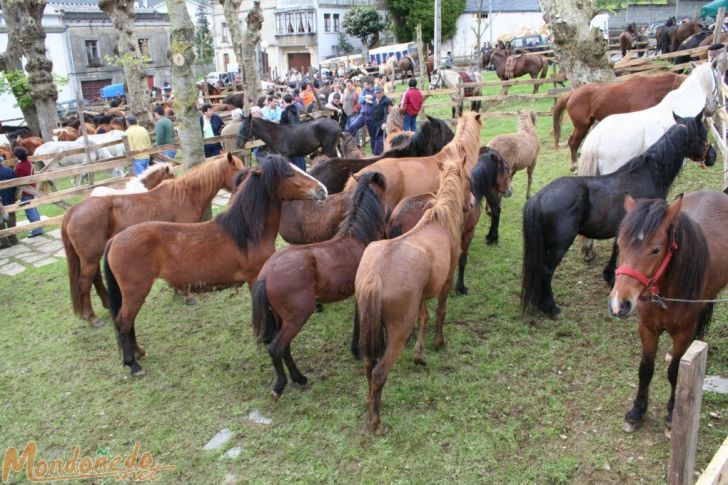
486;238;498;246
90;318;105;328
185;296;198;306
434;340;447;351
665;346;673;362
131;369;146;378
271;390;282;401
292;375;308;386
136;349;147;360
664;428;672;440
583;252;596;264
456;286;469;296
623;421;638;433
315;303;324;313
414;357;427;366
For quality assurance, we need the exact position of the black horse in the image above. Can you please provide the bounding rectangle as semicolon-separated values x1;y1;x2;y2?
673;30;711;65
521;111;714;318
237;115;341;158
309;116;455;194
657;17;677;54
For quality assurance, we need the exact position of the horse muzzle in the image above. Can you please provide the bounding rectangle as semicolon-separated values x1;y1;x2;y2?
311;185;328;202
608;293;637;319
503;186;513;198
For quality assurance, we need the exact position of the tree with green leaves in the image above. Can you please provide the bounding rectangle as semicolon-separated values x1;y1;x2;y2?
194;2;214;65
337;31;355;55
343;6;385;65
386;0;465;43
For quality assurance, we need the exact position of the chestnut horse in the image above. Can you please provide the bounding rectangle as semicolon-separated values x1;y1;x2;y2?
53;127;79;141
251;171;387;397
384;107;414;152
357;156;471;434
487;111;539;199
609;192;728;432
61;153;245;327
553;72;686;168
14;136;43;156
104;156;328;376
344;112;482;208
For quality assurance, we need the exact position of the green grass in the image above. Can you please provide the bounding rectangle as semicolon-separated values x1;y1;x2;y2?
2;71;728;483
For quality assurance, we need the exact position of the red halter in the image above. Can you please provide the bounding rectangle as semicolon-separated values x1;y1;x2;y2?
614;228;678;300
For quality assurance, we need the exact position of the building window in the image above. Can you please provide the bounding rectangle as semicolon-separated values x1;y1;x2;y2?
332;45;341;56
221;22;229;43
324;13;331;33
333;14;340;32
85;40;101;66
275;11;316;35
138;38;150;58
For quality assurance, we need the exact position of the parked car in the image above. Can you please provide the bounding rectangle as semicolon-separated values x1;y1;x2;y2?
648;19;668;39
57;99;89;117
510;34;549;52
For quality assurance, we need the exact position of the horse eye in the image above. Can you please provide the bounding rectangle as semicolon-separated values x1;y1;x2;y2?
651;247;661;255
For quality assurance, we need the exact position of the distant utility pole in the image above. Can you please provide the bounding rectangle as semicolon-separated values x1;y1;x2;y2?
488;0;493;46
434;0;441;69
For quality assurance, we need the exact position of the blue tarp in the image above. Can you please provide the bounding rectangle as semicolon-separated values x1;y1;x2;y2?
702;0;728;18
100;83;125;99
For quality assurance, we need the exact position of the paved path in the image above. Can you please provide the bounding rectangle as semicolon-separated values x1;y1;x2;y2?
0;191;232;277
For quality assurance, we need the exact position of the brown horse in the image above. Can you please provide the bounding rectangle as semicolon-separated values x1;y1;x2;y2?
338;132;365;159
357;156;471;434
53;127;78;141
251;171;387;397
279;191;353;244
344;112;482;208
104;156;328;376
489;47;548;94
619;23;638;57
676;19;705;46
384;107;414;151
14;136;43;156
398;55;417;83
552;72;685;168
61;153;245;327
487;111;539;199
609;192;728;432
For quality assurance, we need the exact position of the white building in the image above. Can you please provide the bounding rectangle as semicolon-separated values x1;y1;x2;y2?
443;0;546;57
212;0;386;79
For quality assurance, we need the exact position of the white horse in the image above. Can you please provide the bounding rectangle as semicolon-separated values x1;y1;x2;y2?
33;138;115;169
577;60;724;176
90;163;175;197
87;130;126;158
429;68;483;117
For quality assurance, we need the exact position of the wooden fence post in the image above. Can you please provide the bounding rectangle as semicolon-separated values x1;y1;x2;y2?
669;340;709;485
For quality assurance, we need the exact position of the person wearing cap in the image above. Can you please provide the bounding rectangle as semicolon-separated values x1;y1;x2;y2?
370;86;393;155
199;103;225;158
125;115;152;176
153;105;176;160
221;108;245;157
400;78;424;132
13;147;43;237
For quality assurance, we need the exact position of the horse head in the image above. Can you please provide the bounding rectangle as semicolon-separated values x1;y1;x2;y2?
429;70;444;89
673;110;714;166
237;115;256;148
250;154;327;202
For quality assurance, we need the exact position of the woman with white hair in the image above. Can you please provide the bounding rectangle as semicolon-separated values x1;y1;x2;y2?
221;108;244;156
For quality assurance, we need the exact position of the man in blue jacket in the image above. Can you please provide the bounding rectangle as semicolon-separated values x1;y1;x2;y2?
346;78;375;150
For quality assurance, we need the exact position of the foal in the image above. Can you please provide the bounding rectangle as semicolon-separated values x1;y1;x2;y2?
251;172;388;398
487;111;539;199
356;156;471;434
90;163;176;197
104;156;328;376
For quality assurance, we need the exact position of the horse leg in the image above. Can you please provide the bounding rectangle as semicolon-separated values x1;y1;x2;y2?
79;259;103;327
434;278;454;350
540;234;574;318
414;301;428;365
351;303;361;359
267;305;314;398
117;293;148;376
367;317;412;435
625;323;659;430
568;122;591;171
602;239;619;287
131;325;146;360
665;329;694;430
455;251;469;295
93;268;110;310
485;193;501;245
282;345;307;386
579;237;596;263
526;165;534;200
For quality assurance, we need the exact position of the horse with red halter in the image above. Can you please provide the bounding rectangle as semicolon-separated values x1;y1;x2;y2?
61;153;245;327
104;155;328;376
356;156;472;434
552;72;685;169
251;171;387;397
608;191;728;432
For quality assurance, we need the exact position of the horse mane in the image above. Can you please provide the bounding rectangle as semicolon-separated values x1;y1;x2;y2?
662;62;714;107
620;198;709;316
165;155;234;203
336;171;387;245
471;147;508;203
215;155;292;253
517;111;537;133
446;112;483;168
421;161;467;242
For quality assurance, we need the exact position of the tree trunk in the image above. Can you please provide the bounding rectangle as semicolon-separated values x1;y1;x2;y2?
5;0;59;141
538;0;614;86
416;24;427;86
166;0;204;169
0;31;41;136
99;0;152;127
361;39;369;67
243;1;262;96
220;0;249;112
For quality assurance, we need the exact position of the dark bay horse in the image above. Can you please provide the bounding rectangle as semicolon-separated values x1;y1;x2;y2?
104;156;328;376
310;116;455;194
386;147;512;295
521;112;713;318
552;72;686;168
620;23;638;57
62;153;245;327
251;171;388;397
673;30;711;65
398;55;416;83
489;47;548;93
657;17;678;53
357;157;471;434
609;191;728;432
237;115;341;158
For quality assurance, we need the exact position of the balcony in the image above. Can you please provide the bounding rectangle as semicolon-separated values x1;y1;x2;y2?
318;0;383;6
276;0;314;9
275;33;317;47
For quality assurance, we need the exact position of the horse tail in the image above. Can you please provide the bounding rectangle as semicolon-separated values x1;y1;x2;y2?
251;279;279;345
61;218;86;317
358;274;385;365
695;302;715;340
521;197;546;315
539;56;548;79
576;132;600;176
102;241;123;349
552;92;570;148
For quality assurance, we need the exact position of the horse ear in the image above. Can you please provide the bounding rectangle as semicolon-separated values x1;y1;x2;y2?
672;112;686;125
474;113;482;123
665;194;684;225
226;152;234;164
352;173;360;182
624;194;637;212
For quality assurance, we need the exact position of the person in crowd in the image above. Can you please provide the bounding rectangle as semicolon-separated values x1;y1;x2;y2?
162;81;172;100
445;51;454;68
400;78;424;132
370;85;392;155
153;106;176;159
301;82;316;109
125;115;152;176
199;103;224;158
328;82;343;104
261;96;282;122
320;79;333;100
0;157;18;247
346;78;375;148
279;94;307;171
325;92;347;129
221;108;244;156
13;147;43;238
